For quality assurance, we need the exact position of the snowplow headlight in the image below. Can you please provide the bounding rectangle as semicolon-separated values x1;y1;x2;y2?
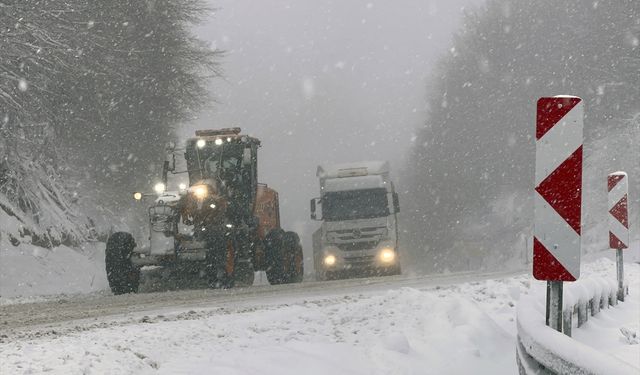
133;192;143;200
154;182;166;194
196;139;206;148
379;248;396;263
323;254;337;267
215;138;223;146
179;183;187;191
192;184;208;199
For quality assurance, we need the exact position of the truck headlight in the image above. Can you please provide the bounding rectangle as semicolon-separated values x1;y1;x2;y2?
192;184;208;199
323;254;337;266
379;248;396;263
133;192;143;200
196;139;206;148
154;182;166;194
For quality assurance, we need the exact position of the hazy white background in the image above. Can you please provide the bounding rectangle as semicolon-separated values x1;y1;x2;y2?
183;0;482;262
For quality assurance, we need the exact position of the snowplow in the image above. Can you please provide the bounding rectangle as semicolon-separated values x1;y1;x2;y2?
105;128;304;294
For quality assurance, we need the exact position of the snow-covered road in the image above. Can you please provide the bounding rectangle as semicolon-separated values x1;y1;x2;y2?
0;269;519;339
1;254;637;374
1;270;528;374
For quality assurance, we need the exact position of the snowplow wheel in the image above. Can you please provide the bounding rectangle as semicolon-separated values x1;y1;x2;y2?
264;228;286;284
205;230;233;288
105;232;140;295
234;261;255;287
283;231;304;283
232;232;255;287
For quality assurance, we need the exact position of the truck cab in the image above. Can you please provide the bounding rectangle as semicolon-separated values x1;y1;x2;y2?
310;161;401;280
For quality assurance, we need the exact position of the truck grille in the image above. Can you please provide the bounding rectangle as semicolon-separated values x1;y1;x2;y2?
330;226;386;242
344;255;375;266
338;241;378;251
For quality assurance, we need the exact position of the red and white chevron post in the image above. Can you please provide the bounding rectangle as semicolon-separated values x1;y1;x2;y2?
534;96;584;331
608;171;629;301
608;171;629;250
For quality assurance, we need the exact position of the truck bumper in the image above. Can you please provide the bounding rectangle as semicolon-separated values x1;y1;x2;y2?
317;247;400;276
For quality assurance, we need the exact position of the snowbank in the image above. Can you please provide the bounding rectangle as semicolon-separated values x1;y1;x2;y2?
0;239;109;303
0;279;525;374
517;254;640;374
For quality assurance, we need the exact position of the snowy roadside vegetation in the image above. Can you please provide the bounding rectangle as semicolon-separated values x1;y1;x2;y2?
1;1;220;249
401;0;640;273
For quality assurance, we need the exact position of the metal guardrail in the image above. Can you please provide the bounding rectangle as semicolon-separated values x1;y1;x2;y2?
516;278;635;375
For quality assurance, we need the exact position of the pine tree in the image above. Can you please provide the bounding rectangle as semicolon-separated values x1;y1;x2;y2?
402;0;639;271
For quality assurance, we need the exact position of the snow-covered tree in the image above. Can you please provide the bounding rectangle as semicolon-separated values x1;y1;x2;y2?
402;0;639;272
0;0;220;246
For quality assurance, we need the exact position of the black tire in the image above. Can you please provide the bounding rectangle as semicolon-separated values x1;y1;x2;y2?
105;232;140;295
283;231;304;283
315;269;327;282
264;229;286;284
232;230;255;287
205;230;232;288
234;261;255;287
265;229;304;285
379;264;401;277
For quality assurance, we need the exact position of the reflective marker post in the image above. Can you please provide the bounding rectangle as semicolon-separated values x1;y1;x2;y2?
534;96;584;333
608;171;629;302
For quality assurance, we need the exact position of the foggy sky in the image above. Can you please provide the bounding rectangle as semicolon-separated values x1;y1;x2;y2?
183;1;482;259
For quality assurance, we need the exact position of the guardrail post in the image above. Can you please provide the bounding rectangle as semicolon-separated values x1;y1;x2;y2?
562;308;572;337
577;301;587;327
590;297;599;316
609;291;617;307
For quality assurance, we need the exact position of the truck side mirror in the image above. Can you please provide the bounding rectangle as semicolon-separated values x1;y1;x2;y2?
310;198;317;220
393;192;400;213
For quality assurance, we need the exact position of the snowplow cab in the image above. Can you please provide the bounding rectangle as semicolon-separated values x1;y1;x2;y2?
183;128;261;226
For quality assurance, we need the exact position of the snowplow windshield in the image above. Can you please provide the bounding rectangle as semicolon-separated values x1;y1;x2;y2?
186;143;244;182
322;188;389;221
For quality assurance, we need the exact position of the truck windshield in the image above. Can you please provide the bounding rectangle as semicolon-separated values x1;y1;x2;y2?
322;188;389;221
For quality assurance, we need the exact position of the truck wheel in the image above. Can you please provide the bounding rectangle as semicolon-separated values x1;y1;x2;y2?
105;232;140;295
385;264;402;276
283;231;304;283
315;270;327;282
205;231;233;288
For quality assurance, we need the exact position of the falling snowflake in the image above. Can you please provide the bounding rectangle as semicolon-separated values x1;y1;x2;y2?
18;79;28;92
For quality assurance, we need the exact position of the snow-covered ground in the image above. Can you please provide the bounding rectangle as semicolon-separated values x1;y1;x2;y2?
570;255;640;368
0;239;109;303
1;243;637;374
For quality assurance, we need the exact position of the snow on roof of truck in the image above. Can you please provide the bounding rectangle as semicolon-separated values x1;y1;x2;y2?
317;161;389;178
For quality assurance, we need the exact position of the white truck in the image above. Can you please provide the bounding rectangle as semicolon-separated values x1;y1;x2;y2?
310;161;401;280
